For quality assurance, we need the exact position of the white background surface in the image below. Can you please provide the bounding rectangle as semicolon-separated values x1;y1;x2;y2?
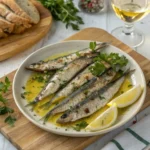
0;0;150;149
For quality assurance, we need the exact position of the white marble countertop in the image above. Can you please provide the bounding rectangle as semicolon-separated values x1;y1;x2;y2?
0;0;150;149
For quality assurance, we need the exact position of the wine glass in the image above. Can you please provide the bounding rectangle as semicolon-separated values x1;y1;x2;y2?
111;0;149;47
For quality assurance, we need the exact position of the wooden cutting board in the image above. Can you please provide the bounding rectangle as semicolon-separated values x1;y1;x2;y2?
0;28;150;150
0;1;52;61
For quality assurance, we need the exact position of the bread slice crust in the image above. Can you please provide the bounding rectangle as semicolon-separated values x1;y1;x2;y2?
0;16;14;33
0;28;7;38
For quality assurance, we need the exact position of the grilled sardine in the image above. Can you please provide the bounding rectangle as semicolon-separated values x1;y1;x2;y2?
26;43;109;72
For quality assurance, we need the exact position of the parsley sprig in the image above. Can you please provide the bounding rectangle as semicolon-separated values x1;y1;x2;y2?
38;0;84;30
98;53;128;71
88;42;128;76
90;41;96;51
89;61;106;76
0;77;16;127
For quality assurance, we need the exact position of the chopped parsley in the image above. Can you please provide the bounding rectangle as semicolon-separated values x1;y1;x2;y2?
0;106;14;115
32;75;45;82
73;121;88;131
99;95;105;100
5;116;17;127
121;91;124;94
60;80;68;89
31;71;55;83
90;41;97;51
21;91;31;99
0;77;11;93
98;53;128;72
76;51;81;57
89;62;106;76
0;77;17;126
89;52;128;77
128;84;132;87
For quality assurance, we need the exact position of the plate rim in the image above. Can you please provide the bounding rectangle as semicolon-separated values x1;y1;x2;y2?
13;40;147;137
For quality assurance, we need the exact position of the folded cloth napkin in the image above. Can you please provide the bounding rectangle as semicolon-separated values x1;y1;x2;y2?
101;114;150;150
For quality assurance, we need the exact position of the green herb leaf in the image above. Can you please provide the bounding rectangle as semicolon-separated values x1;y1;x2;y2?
5;115;16;127
89;62;106;76
0;77;11;93
90;42;96;51
73;121;88;131
0;106;14;115
0;94;7;104
32;72;55;83
128;84;132;87
99;95;105;100
76;51;81;57
98;53;128;71
0;77;17;126
38;0;84;30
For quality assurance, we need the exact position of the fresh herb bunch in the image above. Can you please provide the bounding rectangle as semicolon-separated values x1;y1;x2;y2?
0;77;16;126
38;0;84;30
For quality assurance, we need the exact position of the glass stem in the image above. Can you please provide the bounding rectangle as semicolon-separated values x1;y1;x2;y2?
122;23;134;35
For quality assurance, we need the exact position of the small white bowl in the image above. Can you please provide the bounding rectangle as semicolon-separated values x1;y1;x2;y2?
13;40;146;137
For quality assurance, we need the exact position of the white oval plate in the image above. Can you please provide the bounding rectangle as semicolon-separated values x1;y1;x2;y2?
13;40;146;137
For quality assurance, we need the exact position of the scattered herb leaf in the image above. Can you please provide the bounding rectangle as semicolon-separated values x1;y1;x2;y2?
121;91;124;94
128;84;132;87
73;121;88;131
21;91;31;99
5;115;16;127
21;93;25;99
32;71;54;83
0;106;14;115
0;77;11;93
0;77;17;126
60;80;68;89
99;95;105;100
90;41;96;51
0;94;7;104
89;62;106;76
76;51;81;57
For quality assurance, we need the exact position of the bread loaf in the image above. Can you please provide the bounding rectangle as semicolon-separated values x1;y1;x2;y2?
0;16;14;33
0;0;40;24
0;3;31;28
0;28;7;38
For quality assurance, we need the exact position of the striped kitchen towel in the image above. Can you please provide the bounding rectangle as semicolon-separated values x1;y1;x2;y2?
101;114;150;150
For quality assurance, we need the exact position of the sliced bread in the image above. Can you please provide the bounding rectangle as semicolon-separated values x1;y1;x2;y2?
13;25;26;34
0;16;14;33
0;0;40;24
0;3;31;28
0;28;7;38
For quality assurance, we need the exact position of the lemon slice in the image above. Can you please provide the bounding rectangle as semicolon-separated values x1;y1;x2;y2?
108;84;142;108
86;106;118;131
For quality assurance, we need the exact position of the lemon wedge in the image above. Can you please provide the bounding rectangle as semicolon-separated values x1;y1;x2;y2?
86;105;118;131
108;84;142;108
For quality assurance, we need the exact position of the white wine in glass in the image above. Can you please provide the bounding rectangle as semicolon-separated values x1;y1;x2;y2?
111;0;149;47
